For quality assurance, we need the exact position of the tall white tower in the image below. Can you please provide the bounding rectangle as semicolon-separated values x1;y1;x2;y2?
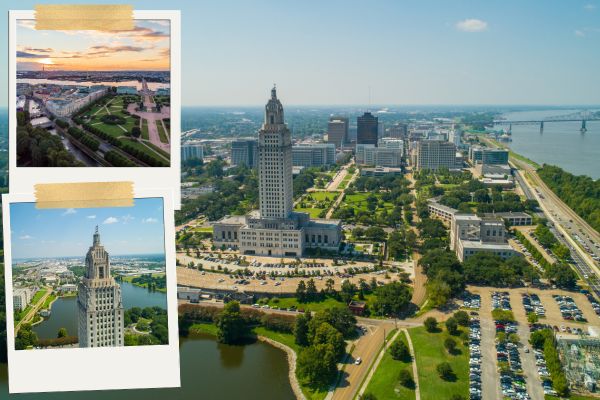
258;86;293;219
77;226;124;348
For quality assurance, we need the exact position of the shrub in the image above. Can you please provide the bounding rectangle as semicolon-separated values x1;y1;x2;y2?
397;369;413;388
424;317;438;332
445;317;458;335
453;311;470;326
389;339;411;361
436;362;454;380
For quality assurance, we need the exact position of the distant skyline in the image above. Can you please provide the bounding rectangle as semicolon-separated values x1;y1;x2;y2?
16;19;169;72
10;198;166;259
2;0;600;106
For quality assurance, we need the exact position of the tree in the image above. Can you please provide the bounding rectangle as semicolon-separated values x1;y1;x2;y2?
453;311;470;327
361;393;378;400
294;313;310;346
306;279;318;301
372;282;412;317
353;227;365;239
131;126;141;138
444;337;457;353
57;328;68;338
424;317;438;333
389;339;410;361
309;307;357;338
297;343;338;388
216;301;248;344
445;317;458;335
340;280;357;303
397;369;413;388
313;322;346;360
364;226;387;242
527;312;539;324
436;362;454;380
427;279;452;308
296;280;307;302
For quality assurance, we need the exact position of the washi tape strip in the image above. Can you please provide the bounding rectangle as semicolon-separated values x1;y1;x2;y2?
35;4;134;31
34;181;134;209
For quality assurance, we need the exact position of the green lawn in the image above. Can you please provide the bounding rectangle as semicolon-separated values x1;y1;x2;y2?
157;120;169;143
294;207;324;218
188;322;219;336
141;118;149;140
41;293;57;309
365;330;416;400
408;326;469;400
340;192;394;216
31;288;47;305
294;191;337;218
253;326;299;352
309;191;338;201
338;174;352;190
266;296;345;312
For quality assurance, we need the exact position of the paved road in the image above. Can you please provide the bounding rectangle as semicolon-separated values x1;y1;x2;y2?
517;323;545;400
479;291;502;400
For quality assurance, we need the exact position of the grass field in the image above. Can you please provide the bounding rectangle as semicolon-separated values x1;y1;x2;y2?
265;296;345;312
294;191;337;218
157;120;169;143
340;192;394;215
41;293;57;310
408;326;469;400
141;118;149;140
84;96;137;138
338;174;353;190
364;330;416;400
142;140;171;160
188;322;219;336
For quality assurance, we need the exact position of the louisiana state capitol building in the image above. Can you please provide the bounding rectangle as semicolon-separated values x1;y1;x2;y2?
213;87;342;256
77;226;124;347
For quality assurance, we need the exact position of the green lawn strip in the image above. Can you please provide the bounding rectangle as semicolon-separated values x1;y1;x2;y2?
141;119;149;140
188;322;219;336
194;226;214;233
157;120;169;143
252;326;299;353
142;140;171;161
41;293;57;309
265;296;345;312
122;138;168;163
408;326;469;400
294;207;324;218
30;289;48;305
309;191;338;202
365;329;416;400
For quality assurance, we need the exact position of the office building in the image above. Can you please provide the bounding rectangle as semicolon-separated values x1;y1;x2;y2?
181;144;204;162
327;117;349;148
116;86;138;95
356;144;402;167
360;167;403;177
415;140;459;171
389;123;408;138
231;139;258;168
469;146;510;165
78;227;124;348
357;112;378;145
13;288;33;312
292;143;336;167
450;214;517;262
45;85;109;117
213;87;342;257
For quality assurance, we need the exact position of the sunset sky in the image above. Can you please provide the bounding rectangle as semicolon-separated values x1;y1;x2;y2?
16;19;170;71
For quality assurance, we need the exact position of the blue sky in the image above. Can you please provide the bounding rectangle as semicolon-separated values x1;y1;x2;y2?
10;198;166;258
2;0;600;106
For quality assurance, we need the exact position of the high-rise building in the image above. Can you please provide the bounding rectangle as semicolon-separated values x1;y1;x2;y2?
389;123;408;139
181;144;204;162
415;140;459;171
357;112;378;145
356;141;403;167
231;139;258;168
78;227;124;348
327;117;349;148
212;87;342;257
292;143;336;167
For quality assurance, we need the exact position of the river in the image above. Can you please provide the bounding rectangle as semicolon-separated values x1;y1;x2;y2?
17;79;169;91
0;332;295;399
497;109;600;179
32;281;167;339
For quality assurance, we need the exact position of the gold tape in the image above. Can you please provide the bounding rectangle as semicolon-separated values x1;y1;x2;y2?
35;182;134;209
35;5;134;31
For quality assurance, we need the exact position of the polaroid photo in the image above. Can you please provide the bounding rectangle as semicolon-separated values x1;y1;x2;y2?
9;10;182;208
2;189;180;393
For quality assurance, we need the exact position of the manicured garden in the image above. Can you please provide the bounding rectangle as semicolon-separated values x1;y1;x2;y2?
157;120;169;143
408;325;469;399
294;191;337;218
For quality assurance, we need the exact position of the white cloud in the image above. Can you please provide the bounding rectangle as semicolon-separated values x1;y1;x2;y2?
62;208;77;216
456;18;488;32
142;217;158;223
575;29;586;37
87;215;96;219
103;216;119;224
19;234;33;240
121;214;135;224
584;4;596;10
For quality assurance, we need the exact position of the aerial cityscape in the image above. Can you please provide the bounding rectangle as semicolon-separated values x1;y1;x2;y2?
15;19;171;167
9;200;168;350
2;1;600;399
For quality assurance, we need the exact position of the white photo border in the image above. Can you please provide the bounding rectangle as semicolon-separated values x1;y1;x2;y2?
9;10;182;209
2;188;180;393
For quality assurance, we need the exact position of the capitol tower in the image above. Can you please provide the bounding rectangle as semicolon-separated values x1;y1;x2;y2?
77;226;124;348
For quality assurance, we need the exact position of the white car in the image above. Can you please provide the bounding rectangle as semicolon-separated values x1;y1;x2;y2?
354;357;362;365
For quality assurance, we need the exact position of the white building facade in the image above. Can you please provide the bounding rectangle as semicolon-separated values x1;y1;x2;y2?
77;227;124;348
